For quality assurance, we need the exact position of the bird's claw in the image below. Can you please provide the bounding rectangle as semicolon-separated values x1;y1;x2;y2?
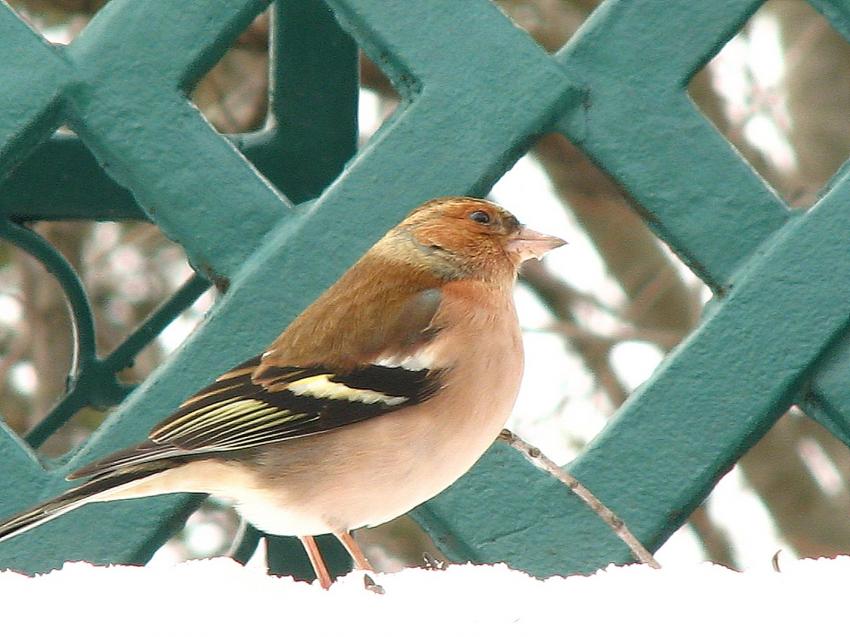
363;573;385;594
422;552;447;571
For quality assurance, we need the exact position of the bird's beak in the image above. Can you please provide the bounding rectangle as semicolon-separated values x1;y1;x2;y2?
505;226;567;262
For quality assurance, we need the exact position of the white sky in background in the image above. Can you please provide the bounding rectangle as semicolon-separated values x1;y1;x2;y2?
710;10;796;175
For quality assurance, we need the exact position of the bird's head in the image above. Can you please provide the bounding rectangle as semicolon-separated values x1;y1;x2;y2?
385;196;566;281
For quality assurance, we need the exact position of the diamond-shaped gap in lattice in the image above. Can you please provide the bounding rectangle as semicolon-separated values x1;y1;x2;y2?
5;0;106;45
358;52;401;146
186;3;402;204
4;1;105;132
0;229;75;450
191;29;402;144
688;0;850;208
189;10;404;140
494;0;591;54
8;0;271;135
0;218;214;458
190;7;271;135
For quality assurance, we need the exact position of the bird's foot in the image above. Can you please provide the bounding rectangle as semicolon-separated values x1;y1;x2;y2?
422;552;447;571
363;573;385;594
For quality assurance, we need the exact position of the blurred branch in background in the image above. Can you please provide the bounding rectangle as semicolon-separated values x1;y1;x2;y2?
4;0;850;572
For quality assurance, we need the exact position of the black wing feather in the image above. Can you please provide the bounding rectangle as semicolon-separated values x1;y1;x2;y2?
71;357;444;479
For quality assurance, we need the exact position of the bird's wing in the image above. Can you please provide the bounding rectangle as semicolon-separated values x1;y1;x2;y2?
70;289;445;479
147;356;443;452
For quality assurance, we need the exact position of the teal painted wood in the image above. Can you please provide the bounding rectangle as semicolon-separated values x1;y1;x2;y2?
2;0;850;580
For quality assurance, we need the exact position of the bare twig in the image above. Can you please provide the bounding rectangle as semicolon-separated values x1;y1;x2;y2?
772;549;783;573
498;429;661;569
530;320;684;352
0;323;30;394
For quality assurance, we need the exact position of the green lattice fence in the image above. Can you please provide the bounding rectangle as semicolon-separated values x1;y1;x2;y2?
2;0;850;578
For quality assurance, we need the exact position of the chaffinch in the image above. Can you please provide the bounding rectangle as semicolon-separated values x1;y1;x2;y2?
0;196;565;588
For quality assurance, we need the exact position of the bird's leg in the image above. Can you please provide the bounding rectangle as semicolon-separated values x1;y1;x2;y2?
299;535;333;589
226;517;251;559
336;531;385;593
335;530;374;572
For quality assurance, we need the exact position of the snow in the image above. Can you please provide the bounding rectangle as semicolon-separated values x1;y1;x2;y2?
0;557;846;635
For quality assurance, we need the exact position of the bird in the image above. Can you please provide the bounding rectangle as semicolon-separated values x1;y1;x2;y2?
0;196;565;588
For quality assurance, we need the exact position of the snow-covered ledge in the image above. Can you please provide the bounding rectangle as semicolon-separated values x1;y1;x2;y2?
0;557;845;634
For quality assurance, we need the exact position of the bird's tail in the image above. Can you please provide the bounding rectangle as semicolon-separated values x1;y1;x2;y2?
0;463;168;542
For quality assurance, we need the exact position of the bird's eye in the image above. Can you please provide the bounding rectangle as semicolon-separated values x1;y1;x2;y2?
469;210;491;224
